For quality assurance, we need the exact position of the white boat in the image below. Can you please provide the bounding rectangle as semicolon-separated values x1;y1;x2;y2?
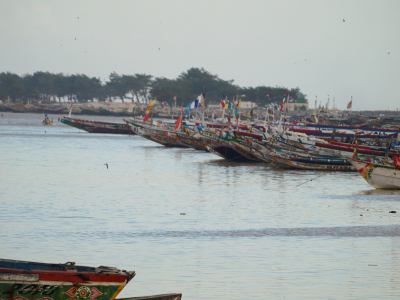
350;159;400;189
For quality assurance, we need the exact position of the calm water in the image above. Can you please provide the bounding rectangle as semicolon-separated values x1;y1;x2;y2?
1;113;400;300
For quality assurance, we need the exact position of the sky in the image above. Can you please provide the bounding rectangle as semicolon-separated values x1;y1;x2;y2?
1;0;399;110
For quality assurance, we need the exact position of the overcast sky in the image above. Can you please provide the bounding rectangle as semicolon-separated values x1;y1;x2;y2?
1;0;399;110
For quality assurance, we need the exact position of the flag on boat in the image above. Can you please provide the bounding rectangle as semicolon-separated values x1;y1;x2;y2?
234;98;240;120
185;102;193;116
175;116;182;131
220;98;226;109
280;98;285;112
347;98;353;109
198;93;206;108
236;98;241;109
143;99;156;123
235;108;240;121
175;108;183;131
228;100;234;110
394;155;400;169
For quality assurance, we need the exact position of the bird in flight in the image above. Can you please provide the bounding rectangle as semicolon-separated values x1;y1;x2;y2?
104;163;109;169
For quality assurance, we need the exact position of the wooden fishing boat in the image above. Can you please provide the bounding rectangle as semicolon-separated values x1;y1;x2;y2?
231;130;271;163
61;117;132;135
350;159;400;189
127;121;188;148
175;131;210;151
270;152;354;171
301;122;400;133
207;138;261;162
289;127;398;140
243;140;273;163
0;259;135;300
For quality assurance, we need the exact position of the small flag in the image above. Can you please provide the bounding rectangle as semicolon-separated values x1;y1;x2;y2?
220;98;226;109
175;108;183;131
143;99;156;123
280;98;285;112
175;115;182;131
347;98;353;109
228;100;234;110
236;98;241;109
198;93;206;108
394;155;400;169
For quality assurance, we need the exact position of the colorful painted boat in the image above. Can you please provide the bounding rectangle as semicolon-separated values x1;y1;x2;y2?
289;127;398;139
268;150;354;171
302;122;400;133
350;159;400;189
207;139;261;162
0;259;135;300
126;121;188;148
175;131;210;151
61;117;132;135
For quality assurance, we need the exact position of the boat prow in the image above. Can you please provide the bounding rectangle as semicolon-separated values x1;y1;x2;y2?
350;159;400;189
0;258;135;300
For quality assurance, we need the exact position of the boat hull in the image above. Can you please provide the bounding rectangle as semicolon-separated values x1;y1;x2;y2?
0;259;134;300
351;160;400;189
61;117;132;135
175;132;209;151
127;123;188;148
207;140;260;162
270;154;354;171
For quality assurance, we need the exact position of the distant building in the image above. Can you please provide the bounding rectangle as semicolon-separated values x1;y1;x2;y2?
240;101;257;109
287;100;308;112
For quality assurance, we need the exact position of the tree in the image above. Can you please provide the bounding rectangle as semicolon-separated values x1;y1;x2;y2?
105;72;126;102
0;72;25;102
134;74;152;103
151;77;181;105
0;69;308;105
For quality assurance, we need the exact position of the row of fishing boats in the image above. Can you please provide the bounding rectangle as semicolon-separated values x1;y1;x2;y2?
60;116;400;189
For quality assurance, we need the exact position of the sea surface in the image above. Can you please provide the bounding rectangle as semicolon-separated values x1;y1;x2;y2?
1;112;400;300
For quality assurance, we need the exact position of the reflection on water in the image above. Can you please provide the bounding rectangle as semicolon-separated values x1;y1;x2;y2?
359;189;400;196
1;113;400;300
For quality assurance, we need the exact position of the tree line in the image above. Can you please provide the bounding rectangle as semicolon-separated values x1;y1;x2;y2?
0;68;307;106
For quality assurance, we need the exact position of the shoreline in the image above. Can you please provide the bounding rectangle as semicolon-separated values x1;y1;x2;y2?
1;102;400;121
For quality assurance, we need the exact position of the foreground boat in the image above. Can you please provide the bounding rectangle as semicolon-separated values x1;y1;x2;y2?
350;159;400;189
61;116;132;134
0;259;183;300
0;259;135;300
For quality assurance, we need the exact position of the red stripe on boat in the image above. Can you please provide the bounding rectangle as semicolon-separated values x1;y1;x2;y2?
0;268;128;284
